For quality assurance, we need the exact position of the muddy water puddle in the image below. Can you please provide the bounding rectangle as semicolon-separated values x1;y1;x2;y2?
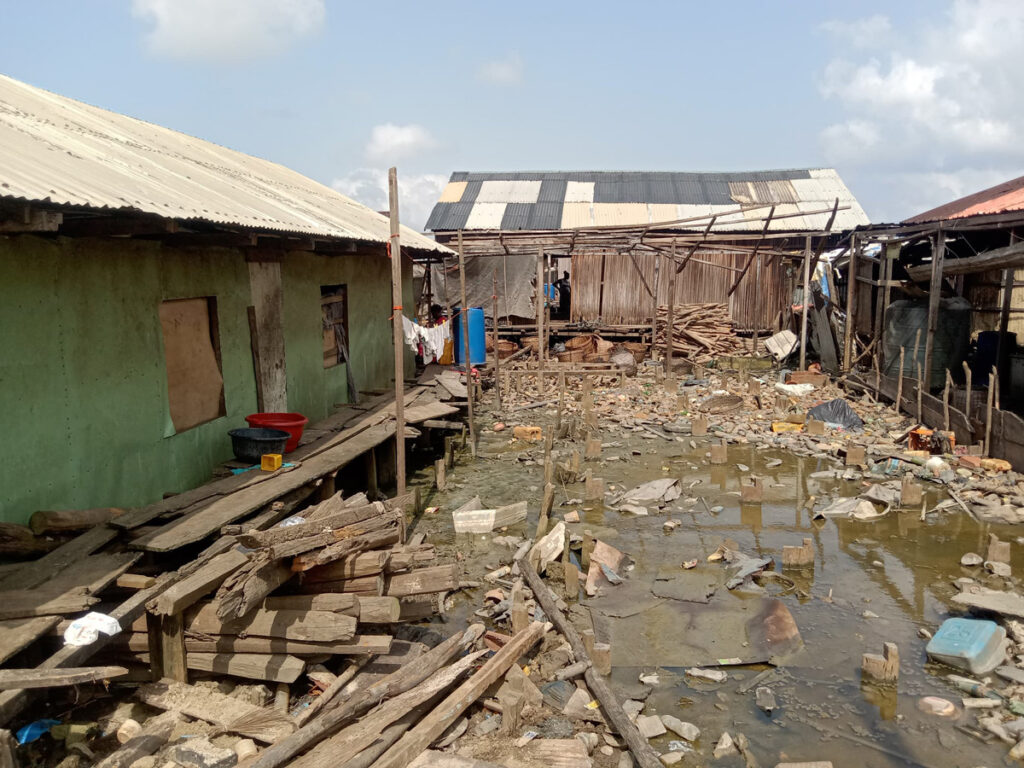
411;417;1017;767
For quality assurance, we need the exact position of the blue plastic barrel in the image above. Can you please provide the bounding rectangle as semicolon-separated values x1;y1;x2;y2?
453;307;486;365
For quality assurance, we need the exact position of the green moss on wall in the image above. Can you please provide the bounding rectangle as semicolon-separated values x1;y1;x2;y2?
0;235;414;524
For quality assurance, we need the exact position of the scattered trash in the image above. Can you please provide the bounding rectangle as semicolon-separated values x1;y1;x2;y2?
918;696;958;717
926;617;1008;675
63;612;121;647
807;398;864;430
686;668;728;683
16;719;61;745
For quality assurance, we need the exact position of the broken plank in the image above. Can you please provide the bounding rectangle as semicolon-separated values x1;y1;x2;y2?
0;525;117;591
125;633;392;656
185;604;357;643
137;679;294;743
261;593;359;615
0;666;128;690
0;617;60;665
148;548;250;616
236;503;388;549
0;591;98;620
128;652;305;684
132;422;398;552
94;710;181;768
29;508;125;535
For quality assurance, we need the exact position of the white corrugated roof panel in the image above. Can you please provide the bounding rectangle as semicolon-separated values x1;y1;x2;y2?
560;202;594;228
564;181;595;203
648;204;678;224
592;203;649;226
0;75;449;254
475;180;542;204
464;202;507;229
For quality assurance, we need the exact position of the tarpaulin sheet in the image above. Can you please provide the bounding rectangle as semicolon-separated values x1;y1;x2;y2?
431;253;538;321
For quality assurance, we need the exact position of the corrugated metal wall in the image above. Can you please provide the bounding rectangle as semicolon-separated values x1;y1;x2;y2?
569;250;788;329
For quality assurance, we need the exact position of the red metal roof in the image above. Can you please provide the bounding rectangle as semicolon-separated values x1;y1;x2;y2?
905;174;1024;224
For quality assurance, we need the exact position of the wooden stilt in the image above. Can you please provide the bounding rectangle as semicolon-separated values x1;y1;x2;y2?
457;231;477;457
943;370;951;432
895;347;905;415
665;245;675;374
492;269;502;411
799;236;811;370
160;614;187;683
985;367;995;457
387;168;407;494
963;361;973;418
843;234;858;371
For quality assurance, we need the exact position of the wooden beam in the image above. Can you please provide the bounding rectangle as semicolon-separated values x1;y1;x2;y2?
0;208;62;233
905;238;1024;280
458;231;476;456
843;233;859;370
922;228;944;389
388;167;407;494
799;236;811;370
248;260;288;411
60;215;178;238
0;666;128;690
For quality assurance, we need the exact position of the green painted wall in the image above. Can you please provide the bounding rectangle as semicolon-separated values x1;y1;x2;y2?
0;236;411;524
281;248;413;420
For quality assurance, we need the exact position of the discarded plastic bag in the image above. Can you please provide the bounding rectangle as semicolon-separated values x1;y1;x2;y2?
64;611;121;647
806;398;863;430
774;382;815;397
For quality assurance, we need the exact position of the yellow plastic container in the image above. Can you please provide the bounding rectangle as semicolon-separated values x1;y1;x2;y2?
261;453;283;471
771;422;804;433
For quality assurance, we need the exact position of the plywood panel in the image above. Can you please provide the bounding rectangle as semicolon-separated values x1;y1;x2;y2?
159;298;225;433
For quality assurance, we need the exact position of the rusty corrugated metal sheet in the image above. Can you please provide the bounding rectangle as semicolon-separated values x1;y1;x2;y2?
0;75;450;253
905;174;1024;223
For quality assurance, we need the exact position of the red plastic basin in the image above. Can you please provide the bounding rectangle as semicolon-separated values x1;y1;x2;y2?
244;412;308;452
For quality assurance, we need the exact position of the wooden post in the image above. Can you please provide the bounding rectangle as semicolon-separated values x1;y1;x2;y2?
458;231;477;457
963;361;973;418
387;168;407;494
556;371;565;433
895;347;905;415
996;266;1014;396
160;614;187;683
843;234;858;371
502;252;509;323
536;248;545;364
985;367;995;457
800;236;811;370
492;269;502;411
916;361;924;424
943;370;951;432
751;251;761;355
922;228;944;391
650;253;661;359
665;245;675;374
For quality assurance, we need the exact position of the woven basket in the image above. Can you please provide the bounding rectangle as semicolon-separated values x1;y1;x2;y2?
584;352;610;363
497;340;518;359
522;336;540;353
557;349;585;363
594;337;615;355
565;335;595;353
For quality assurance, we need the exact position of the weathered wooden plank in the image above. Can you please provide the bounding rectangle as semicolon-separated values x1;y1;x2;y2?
0;666;128;690
261;593;359;615
373;623;546;768
148;548;250;616
125;633;393;656
94;710;180;768
132;423;398;552
187;604;357;643
137;679;294;743
0;592;98;620
129;651;305;683
29;508;125;535
0;617;60;665
0;525;117;591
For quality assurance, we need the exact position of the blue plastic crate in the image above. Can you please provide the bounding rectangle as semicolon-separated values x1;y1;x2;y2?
926;617;1006;675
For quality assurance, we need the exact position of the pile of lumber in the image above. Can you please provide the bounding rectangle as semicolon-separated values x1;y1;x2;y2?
654;303;748;363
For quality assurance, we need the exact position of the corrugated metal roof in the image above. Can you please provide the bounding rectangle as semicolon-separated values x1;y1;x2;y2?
438;181;467;203
528;202;564;230
500;202;533;230
0;75;449;253
904;174;1024;223
427;168;868;232
476;180;542;204
464;202;507;229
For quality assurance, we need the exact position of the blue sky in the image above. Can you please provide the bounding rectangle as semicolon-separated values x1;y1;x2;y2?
3;1;1023;229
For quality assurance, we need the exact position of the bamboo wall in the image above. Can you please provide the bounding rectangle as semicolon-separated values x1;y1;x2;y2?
569;250;789;330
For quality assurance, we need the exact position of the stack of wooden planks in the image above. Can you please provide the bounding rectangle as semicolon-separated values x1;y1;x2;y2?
654;303;748;363
0;386;463;733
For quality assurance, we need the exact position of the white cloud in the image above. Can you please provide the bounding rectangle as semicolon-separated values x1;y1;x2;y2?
332;168;447;232
819;14;892;48
818;1;1024;219
365;124;436;163
477;53;524;86
131;0;325;62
